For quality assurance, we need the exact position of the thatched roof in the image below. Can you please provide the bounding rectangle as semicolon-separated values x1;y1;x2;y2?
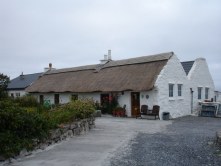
26;52;173;93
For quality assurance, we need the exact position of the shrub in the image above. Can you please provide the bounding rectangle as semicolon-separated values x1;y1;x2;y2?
0;98;95;159
45;99;96;128
0;100;50;158
14;95;39;107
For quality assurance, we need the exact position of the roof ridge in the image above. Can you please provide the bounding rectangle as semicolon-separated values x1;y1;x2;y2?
46;52;173;75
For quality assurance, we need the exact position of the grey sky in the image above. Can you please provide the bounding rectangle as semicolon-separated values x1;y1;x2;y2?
0;0;221;90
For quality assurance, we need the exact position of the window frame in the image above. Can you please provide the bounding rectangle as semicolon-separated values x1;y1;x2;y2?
205;87;209;99
198;87;202;100
169;83;174;98
178;84;183;97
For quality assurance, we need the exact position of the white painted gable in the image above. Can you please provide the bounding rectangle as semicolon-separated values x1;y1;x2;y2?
155;54;190;119
187;58;215;114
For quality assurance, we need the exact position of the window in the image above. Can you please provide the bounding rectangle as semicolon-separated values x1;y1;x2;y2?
54;94;60;105
169;84;174;97
71;94;78;101
205;88;209;99
16;93;20;97
11;93;14;98
198;87;202;99
178;84;182;97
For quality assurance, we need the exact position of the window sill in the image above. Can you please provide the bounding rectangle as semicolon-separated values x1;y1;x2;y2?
169;97;175;101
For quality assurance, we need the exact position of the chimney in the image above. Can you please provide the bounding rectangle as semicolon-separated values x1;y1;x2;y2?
100;50;112;64
104;54;108;60
44;63;55;72
20;72;24;80
108;50;112;60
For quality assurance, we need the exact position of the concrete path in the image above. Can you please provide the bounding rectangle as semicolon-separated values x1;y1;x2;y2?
3;116;171;166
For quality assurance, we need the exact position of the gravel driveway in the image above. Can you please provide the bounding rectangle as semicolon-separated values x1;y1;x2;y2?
109;116;221;166
2;116;170;166
2;116;221;166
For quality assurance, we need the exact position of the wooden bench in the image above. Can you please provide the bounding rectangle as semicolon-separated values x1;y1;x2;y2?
136;105;160;120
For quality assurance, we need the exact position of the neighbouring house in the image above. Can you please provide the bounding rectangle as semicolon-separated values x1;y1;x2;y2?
7;72;43;98
181;58;215;114
26;52;195;119
7;63;56;98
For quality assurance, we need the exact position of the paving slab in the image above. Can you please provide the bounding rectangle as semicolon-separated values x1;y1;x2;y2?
2;116;171;166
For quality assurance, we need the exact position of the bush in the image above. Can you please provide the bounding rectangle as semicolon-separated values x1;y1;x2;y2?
0;98;95;159
45;99;96;128
0;100;50;158
14;95;39;107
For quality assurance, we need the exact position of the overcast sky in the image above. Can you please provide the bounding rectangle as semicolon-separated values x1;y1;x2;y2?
0;0;221;90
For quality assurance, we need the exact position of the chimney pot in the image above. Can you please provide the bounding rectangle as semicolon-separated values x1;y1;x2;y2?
104;55;108;60
108;50;111;60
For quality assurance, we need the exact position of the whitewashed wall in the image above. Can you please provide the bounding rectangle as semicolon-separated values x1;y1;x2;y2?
187;58;215;114
118;91;131;116
33;92;101;105
155;54;191;119
8;90;27;97
140;90;158;110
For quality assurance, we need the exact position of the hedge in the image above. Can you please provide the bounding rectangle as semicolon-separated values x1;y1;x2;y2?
0;97;95;159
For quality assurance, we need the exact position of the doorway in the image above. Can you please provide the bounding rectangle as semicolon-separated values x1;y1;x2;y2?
131;92;140;117
54;94;60;105
40;95;44;104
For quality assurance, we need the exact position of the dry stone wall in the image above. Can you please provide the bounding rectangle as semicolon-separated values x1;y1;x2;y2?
19;117;95;158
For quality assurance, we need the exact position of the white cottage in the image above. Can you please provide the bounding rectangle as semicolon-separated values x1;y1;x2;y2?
181;58;215;114
26;52;194;119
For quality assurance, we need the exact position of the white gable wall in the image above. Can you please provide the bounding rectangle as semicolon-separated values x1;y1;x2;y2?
155;54;190;119
187;58;215;114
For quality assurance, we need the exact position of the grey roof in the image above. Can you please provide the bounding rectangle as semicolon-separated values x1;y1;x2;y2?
7;73;43;90
181;61;195;75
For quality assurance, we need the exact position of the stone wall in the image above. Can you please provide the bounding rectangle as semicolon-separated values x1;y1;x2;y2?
19;117;95;158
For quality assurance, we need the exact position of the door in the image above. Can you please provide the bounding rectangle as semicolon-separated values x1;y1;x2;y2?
131;92;140;117
100;93;110;114
54;94;60;105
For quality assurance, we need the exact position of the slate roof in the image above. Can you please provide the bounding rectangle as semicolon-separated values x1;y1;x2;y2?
181;61;194;75
26;52;174;93
7;73;43;90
